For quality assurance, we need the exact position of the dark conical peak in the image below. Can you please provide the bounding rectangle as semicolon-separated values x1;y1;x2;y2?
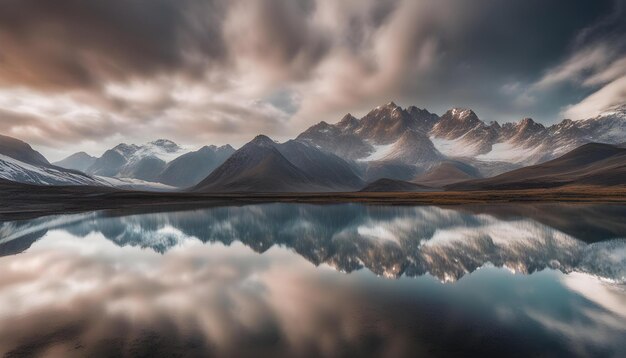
250;134;277;147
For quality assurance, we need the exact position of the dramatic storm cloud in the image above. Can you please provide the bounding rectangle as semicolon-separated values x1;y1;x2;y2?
0;0;622;159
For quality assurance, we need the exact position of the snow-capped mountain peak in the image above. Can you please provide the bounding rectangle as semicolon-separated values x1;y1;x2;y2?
112;143;140;158
117;140;186;163
299;102;626;181
449;108;477;121
149;139;181;152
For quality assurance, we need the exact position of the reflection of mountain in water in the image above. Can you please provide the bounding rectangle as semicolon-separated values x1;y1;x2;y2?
1;204;624;282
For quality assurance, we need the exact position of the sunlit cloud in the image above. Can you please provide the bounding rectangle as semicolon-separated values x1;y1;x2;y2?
0;0;621;158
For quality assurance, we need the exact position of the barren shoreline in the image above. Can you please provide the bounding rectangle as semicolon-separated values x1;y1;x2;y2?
1;183;626;220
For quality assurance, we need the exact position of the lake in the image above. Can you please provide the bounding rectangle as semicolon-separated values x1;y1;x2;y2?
0;203;625;357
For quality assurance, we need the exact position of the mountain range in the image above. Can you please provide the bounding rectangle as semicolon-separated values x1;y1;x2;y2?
52;140;235;188
1;102;625;192
299;102;626;173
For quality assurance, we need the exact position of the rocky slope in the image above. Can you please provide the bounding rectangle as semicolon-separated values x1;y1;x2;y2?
449;143;626;190
157;145;235;188
414;161;482;187
0;135;103;186
0;134;51;167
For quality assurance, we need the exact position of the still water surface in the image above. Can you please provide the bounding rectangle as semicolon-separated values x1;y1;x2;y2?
0;203;625;357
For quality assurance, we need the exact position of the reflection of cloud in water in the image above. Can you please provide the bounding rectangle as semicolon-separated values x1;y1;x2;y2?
0;231;625;357
527;273;626;356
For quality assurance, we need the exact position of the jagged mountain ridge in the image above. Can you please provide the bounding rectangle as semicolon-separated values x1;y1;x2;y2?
298;102;447;182
433;106;626;165
298;102;442;160
298;103;626;180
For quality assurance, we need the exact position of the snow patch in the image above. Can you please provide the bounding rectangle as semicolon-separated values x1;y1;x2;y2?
0;154;101;186
0;153;176;190
130;143;190;163
430;136;480;157
475;142;538;163
358;141;398;161
95;176;177;191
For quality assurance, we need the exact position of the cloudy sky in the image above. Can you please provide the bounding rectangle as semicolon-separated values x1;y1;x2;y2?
0;0;624;160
